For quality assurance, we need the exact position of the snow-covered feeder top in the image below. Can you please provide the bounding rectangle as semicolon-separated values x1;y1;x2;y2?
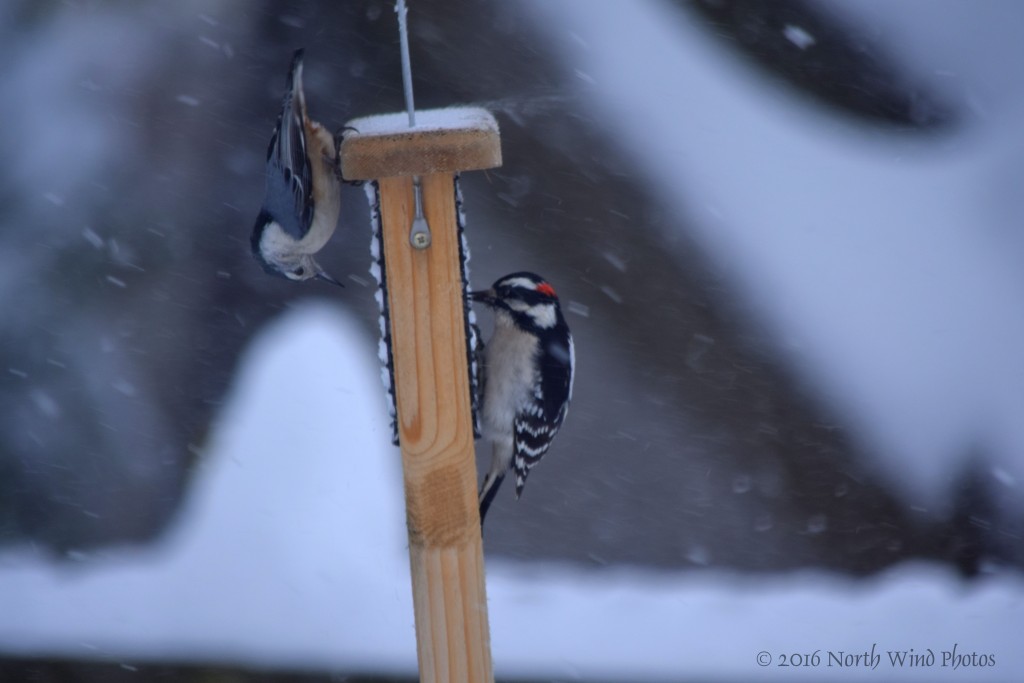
341;106;501;180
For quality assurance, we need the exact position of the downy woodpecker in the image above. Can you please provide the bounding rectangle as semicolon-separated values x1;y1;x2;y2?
472;272;575;524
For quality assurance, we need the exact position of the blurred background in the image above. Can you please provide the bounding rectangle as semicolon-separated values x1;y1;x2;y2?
2;0;1023;680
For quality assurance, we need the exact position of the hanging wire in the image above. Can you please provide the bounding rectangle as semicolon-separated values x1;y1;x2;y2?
396;0;416;128
396;0;431;248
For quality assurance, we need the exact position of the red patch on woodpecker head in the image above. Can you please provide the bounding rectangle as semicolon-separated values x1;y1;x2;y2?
536;282;557;298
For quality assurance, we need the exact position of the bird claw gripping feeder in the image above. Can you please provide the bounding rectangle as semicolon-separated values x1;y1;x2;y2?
339;2;499;680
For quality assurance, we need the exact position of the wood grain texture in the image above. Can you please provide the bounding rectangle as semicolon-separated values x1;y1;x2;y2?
377;173;494;683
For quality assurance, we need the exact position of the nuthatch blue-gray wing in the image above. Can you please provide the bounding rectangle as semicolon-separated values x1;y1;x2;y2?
251;49;343;286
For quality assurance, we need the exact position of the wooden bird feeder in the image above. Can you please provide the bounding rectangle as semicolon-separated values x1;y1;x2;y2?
341;107;500;681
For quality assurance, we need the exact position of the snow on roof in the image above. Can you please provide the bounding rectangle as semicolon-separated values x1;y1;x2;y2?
0;305;1020;680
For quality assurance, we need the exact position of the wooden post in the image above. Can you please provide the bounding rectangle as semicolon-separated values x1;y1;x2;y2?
341;107;501;683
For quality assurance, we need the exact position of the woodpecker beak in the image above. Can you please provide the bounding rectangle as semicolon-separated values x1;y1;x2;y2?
315;269;345;288
469;288;496;306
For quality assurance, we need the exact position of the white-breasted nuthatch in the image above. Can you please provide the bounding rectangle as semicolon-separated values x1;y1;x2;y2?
472;272;575;524
251;49;343;286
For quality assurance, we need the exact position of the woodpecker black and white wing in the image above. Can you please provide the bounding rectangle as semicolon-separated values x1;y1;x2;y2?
511;332;575;497
264;49;314;239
